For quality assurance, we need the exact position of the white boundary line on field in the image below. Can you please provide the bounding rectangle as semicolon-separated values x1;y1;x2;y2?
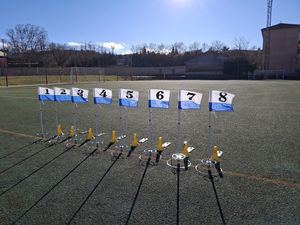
0;96;36;100
0;82;71;89
0;79;140;89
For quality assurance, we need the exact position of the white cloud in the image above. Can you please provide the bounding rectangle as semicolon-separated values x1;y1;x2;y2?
121;50;133;55
66;41;130;54
66;41;84;47
101;42;126;51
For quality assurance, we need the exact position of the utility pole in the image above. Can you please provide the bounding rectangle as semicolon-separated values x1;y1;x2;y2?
264;0;273;70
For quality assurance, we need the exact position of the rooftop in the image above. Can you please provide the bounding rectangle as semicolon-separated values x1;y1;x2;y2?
261;23;300;32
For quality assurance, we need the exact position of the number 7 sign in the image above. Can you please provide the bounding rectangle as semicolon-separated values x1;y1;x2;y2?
178;90;202;110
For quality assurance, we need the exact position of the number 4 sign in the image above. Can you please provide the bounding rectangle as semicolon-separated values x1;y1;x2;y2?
148;89;170;109
93;88;112;104
178;90;202;110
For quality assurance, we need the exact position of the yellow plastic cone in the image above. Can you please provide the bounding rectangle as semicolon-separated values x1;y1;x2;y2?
69;126;75;137
156;137;164;152
211;146;220;162
110;130;117;144
181;141;189;157
57;124;64;136
86;128;95;140
131;133;138;147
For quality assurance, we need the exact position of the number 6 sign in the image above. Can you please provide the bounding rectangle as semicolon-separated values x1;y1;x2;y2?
148;89;170;108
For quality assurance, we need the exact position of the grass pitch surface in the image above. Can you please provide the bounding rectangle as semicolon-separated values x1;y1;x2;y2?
0;80;299;225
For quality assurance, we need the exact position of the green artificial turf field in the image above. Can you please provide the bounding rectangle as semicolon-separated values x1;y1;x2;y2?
0;80;299;225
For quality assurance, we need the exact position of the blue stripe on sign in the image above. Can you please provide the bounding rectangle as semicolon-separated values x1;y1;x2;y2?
55;95;71;102
72;96;88;103
39;95;55;101
209;102;233;112
119;99;138;108
94;97;112;104
178;101;200;110
148;100;169;109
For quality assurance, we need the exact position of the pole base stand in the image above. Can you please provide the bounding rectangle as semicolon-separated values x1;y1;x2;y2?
195;159;221;179
110;145;126;160
138;149;158;166
167;153;191;172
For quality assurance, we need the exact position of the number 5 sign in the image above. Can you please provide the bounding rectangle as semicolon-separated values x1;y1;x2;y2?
148;89;170;109
119;89;139;108
178;90;202;110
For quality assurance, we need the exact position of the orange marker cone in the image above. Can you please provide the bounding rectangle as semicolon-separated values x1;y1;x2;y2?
110;130;117;144
131;133;138;147
86;128;95;140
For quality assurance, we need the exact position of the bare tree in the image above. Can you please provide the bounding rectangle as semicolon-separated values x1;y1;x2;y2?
201;42;209;52
173;42;186;53
210;40;226;53
157;43;166;54
232;37;249;50
189;41;200;52
6;24;48;53
49;43;70;67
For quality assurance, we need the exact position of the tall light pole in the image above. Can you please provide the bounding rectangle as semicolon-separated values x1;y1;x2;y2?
264;0;273;70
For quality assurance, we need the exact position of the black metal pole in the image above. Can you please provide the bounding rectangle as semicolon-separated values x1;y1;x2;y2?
0;145;74;197
12;147;100;225
208;170;226;225
66;152;122;225
0;144;56;175
0;139;41;160
125;155;151;225
176;163;180;225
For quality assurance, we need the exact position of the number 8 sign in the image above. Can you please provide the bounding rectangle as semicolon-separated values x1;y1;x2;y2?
148;89;170;109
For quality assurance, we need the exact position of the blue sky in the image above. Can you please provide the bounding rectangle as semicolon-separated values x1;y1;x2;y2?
1;0;300;53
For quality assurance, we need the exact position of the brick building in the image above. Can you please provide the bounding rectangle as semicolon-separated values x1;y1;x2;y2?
262;23;300;72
